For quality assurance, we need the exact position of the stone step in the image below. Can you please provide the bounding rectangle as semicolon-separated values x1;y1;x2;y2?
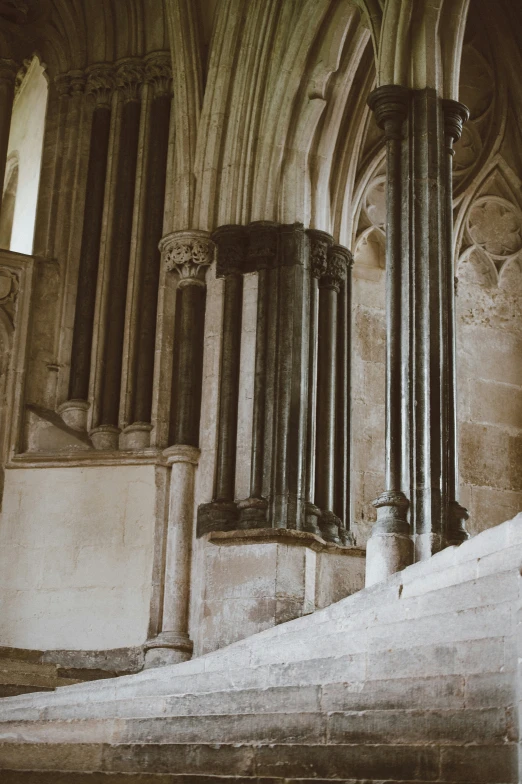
0;740;517;782
0;775;489;784
0;706;512;747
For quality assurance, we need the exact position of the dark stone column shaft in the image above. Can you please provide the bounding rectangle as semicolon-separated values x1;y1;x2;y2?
132;93;171;424
334;247;354;545
68;105;111;401
367;85;411;539
99;97;141;428
170;282;206;446
442;99;470;544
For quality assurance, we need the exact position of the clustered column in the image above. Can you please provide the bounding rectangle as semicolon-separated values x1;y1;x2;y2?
197;222;355;546
61;65;114;431
0;59;17;211
365;85;470;585
144;231;213;668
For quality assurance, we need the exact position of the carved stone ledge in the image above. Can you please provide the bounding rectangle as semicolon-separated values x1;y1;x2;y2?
212;224;248;278
367;84;410;140
85;64;115;109
207;527;365;557
160;230;214;287
144;51;172;99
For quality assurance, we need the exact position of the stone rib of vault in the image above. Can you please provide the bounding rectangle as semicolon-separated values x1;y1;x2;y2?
0;512;521;782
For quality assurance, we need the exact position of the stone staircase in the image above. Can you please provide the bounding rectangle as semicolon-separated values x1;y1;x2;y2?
0;513;521;782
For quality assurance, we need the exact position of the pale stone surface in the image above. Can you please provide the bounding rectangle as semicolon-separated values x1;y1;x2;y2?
0;465;157;649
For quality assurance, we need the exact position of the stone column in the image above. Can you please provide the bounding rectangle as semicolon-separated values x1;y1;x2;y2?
315;242;347;544
123;54;172;448
60;65;114;431
197;226;246;535
0;59;16;213
333;245;355;546
304;229;330;536
162;231;213;446
238;222;278;528
91;60;144;449
442;99;470;546
366;85;413;585
144;444;200;667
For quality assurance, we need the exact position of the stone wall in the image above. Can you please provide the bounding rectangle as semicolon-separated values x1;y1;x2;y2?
0;465;157;650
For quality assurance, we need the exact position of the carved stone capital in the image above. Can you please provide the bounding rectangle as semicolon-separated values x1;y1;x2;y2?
160;230;214;287
86;64;115;109
247;221;278;272
367;84;410;141
320;244;351;292
0;58;17;88
145;52;172;98
307;229;332;280
68;70;86;95
115;58;145;103
442;99;470;152
372;490;410;536
212;224;247;278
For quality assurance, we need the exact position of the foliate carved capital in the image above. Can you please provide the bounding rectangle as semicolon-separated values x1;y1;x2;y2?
307;229;332;280
212;225;247;278
320;244;352;292
442;99;469;150
367;84;410;141
247;221;278;272
86;64;115;109
160;230;214;287
0;58;17;87
115;59;145;103
145;52;172;98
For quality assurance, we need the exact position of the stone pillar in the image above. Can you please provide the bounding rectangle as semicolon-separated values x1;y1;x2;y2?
123;54;172;449
0;59;16;212
366;85;413;585
333;245;354;546
442;99;470;547
315;243;347;544
60;65;114;432
144;445;200;667
238;221;278;528
162;231;213;446
197;225;246;535
270;223;310;530
91;60;144;449
304;231;327;536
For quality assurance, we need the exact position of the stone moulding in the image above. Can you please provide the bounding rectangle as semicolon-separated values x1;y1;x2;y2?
207;527;365;556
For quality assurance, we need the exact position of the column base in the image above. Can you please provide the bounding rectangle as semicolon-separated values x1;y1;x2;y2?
57;399;89;431
90;425;120;451
414;532;445;562
447;500;470;545
319;510;342;544
303;502;322;536
197;499;238;536
365;531;413;587
237;496;268;528
143;631;193;669
120;422;152;450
